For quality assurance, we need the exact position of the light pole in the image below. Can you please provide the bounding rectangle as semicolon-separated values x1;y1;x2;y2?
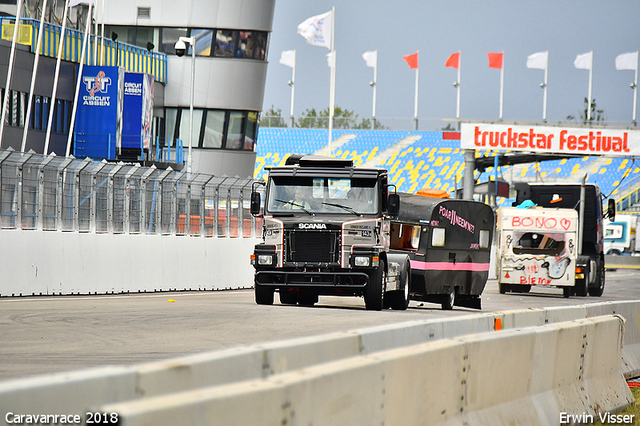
175;36;196;174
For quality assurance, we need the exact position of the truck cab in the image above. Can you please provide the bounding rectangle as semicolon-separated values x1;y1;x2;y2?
250;155;410;311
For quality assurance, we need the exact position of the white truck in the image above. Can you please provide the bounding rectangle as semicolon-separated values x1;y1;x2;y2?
496;206;581;297
604;214;640;256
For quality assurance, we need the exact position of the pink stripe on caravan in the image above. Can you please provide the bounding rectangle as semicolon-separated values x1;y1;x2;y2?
410;260;490;272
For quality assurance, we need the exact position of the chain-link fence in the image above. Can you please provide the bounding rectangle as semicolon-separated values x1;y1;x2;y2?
0;148;262;237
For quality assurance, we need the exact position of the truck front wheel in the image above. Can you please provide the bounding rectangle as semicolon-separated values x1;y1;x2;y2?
588;260;605;297
388;260;411;310
365;262;386;311
255;285;274;305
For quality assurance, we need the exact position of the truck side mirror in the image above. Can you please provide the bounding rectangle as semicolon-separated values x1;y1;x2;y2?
607;198;616;222
250;192;261;216
388;193;400;217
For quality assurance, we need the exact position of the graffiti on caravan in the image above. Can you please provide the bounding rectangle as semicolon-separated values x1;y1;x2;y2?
438;205;475;234
460;122;640;157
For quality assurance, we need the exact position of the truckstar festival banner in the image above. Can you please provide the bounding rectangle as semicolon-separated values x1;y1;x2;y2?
460;122;640;157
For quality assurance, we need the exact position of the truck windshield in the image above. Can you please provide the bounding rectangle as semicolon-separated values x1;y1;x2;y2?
266;176;379;215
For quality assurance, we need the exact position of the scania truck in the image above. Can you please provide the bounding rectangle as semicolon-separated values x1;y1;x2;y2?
250;155;411;310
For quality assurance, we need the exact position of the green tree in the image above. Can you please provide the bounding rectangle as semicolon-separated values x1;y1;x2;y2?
441;123;457;131
567;98;605;125
296;106;386;129
262;105;288;128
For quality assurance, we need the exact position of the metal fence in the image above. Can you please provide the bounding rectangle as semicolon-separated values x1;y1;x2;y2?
0;148;262;237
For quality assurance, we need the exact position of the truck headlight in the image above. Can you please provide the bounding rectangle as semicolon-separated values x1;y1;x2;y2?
354;256;370;267
258;255;273;265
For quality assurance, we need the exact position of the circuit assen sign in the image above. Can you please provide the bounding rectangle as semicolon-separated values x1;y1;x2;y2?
460;122;640;156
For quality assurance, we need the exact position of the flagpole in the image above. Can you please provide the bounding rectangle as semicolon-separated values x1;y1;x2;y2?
93;0;99;65
21;0;49;153
289;52;296;128
633;51;638;125
44;0;71;155
587;50;593;122
0;0;24;146
456;50;461;120
100;0;105;65
539;51;547;123
414;50;419;130
66;1;94;157
328;5;335;156
372;49;377;128
499;50;504;121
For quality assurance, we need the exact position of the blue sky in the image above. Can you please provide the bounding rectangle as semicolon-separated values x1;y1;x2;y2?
262;0;640;129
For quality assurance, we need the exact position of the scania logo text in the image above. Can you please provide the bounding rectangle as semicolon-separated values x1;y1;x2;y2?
298;223;327;230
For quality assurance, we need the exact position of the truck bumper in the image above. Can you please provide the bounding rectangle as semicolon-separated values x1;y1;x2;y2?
255;270;369;288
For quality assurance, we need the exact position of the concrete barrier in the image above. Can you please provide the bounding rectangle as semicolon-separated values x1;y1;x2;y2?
0;230;258;296
96;316;631;426
1;304;638;426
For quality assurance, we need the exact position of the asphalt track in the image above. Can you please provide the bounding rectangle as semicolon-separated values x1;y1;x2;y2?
1;269;639;381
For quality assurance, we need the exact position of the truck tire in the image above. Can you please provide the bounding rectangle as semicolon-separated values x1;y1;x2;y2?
499;283;508;294
588;260;605;297
574;277;588;297
365;262;385;311
563;286;573;298
279;290;297;305
298;293;318;307
255;285;274;305
441;287;456;310
388;260;411;310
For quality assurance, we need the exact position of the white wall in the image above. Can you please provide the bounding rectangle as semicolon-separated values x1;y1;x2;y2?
102;0;276;31
0;230;257;296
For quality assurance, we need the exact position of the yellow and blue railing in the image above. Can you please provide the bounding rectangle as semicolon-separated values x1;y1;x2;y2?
1;18;167;83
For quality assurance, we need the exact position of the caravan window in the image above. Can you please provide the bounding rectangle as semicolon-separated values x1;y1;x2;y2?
432;228;445;247
390;224;421;250
479;230;490;249
512;232;566;256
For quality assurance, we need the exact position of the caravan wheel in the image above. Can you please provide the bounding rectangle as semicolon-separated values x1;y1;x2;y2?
441;287;456;310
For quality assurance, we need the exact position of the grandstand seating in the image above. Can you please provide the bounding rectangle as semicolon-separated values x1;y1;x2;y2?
255;128;638;209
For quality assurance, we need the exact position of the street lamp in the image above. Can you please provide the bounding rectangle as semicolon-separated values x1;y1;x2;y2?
175;36;196;174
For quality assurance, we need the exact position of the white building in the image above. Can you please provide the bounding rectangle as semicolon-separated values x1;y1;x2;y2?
0;0;275;177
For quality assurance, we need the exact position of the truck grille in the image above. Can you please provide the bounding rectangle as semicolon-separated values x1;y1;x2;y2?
287;231;338;263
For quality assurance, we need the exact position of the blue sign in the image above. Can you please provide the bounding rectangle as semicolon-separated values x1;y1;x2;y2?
73;66;123;160
122;72;154;150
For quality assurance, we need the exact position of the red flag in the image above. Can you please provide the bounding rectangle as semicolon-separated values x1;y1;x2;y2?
403;52;418;69
445;52;459;69
488;52;503;69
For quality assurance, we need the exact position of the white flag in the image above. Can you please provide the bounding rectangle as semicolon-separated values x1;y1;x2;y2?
69;0;95;6
326;51;335;68
526;51;548;70
574;51;593;70
362;50;377;68
279;50;296;69
615;51;638;71
297;10;333;50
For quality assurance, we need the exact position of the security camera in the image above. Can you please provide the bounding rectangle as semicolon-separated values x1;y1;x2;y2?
174;39;187;57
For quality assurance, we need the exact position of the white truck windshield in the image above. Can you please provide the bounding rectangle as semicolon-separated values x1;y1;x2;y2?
267;177;379;215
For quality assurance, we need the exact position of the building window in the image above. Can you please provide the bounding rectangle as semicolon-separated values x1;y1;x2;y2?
163;108;259;151
189;29;214;57
225;112;245;150
214;29;237;58
160;27;187;55
203;110;225;148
